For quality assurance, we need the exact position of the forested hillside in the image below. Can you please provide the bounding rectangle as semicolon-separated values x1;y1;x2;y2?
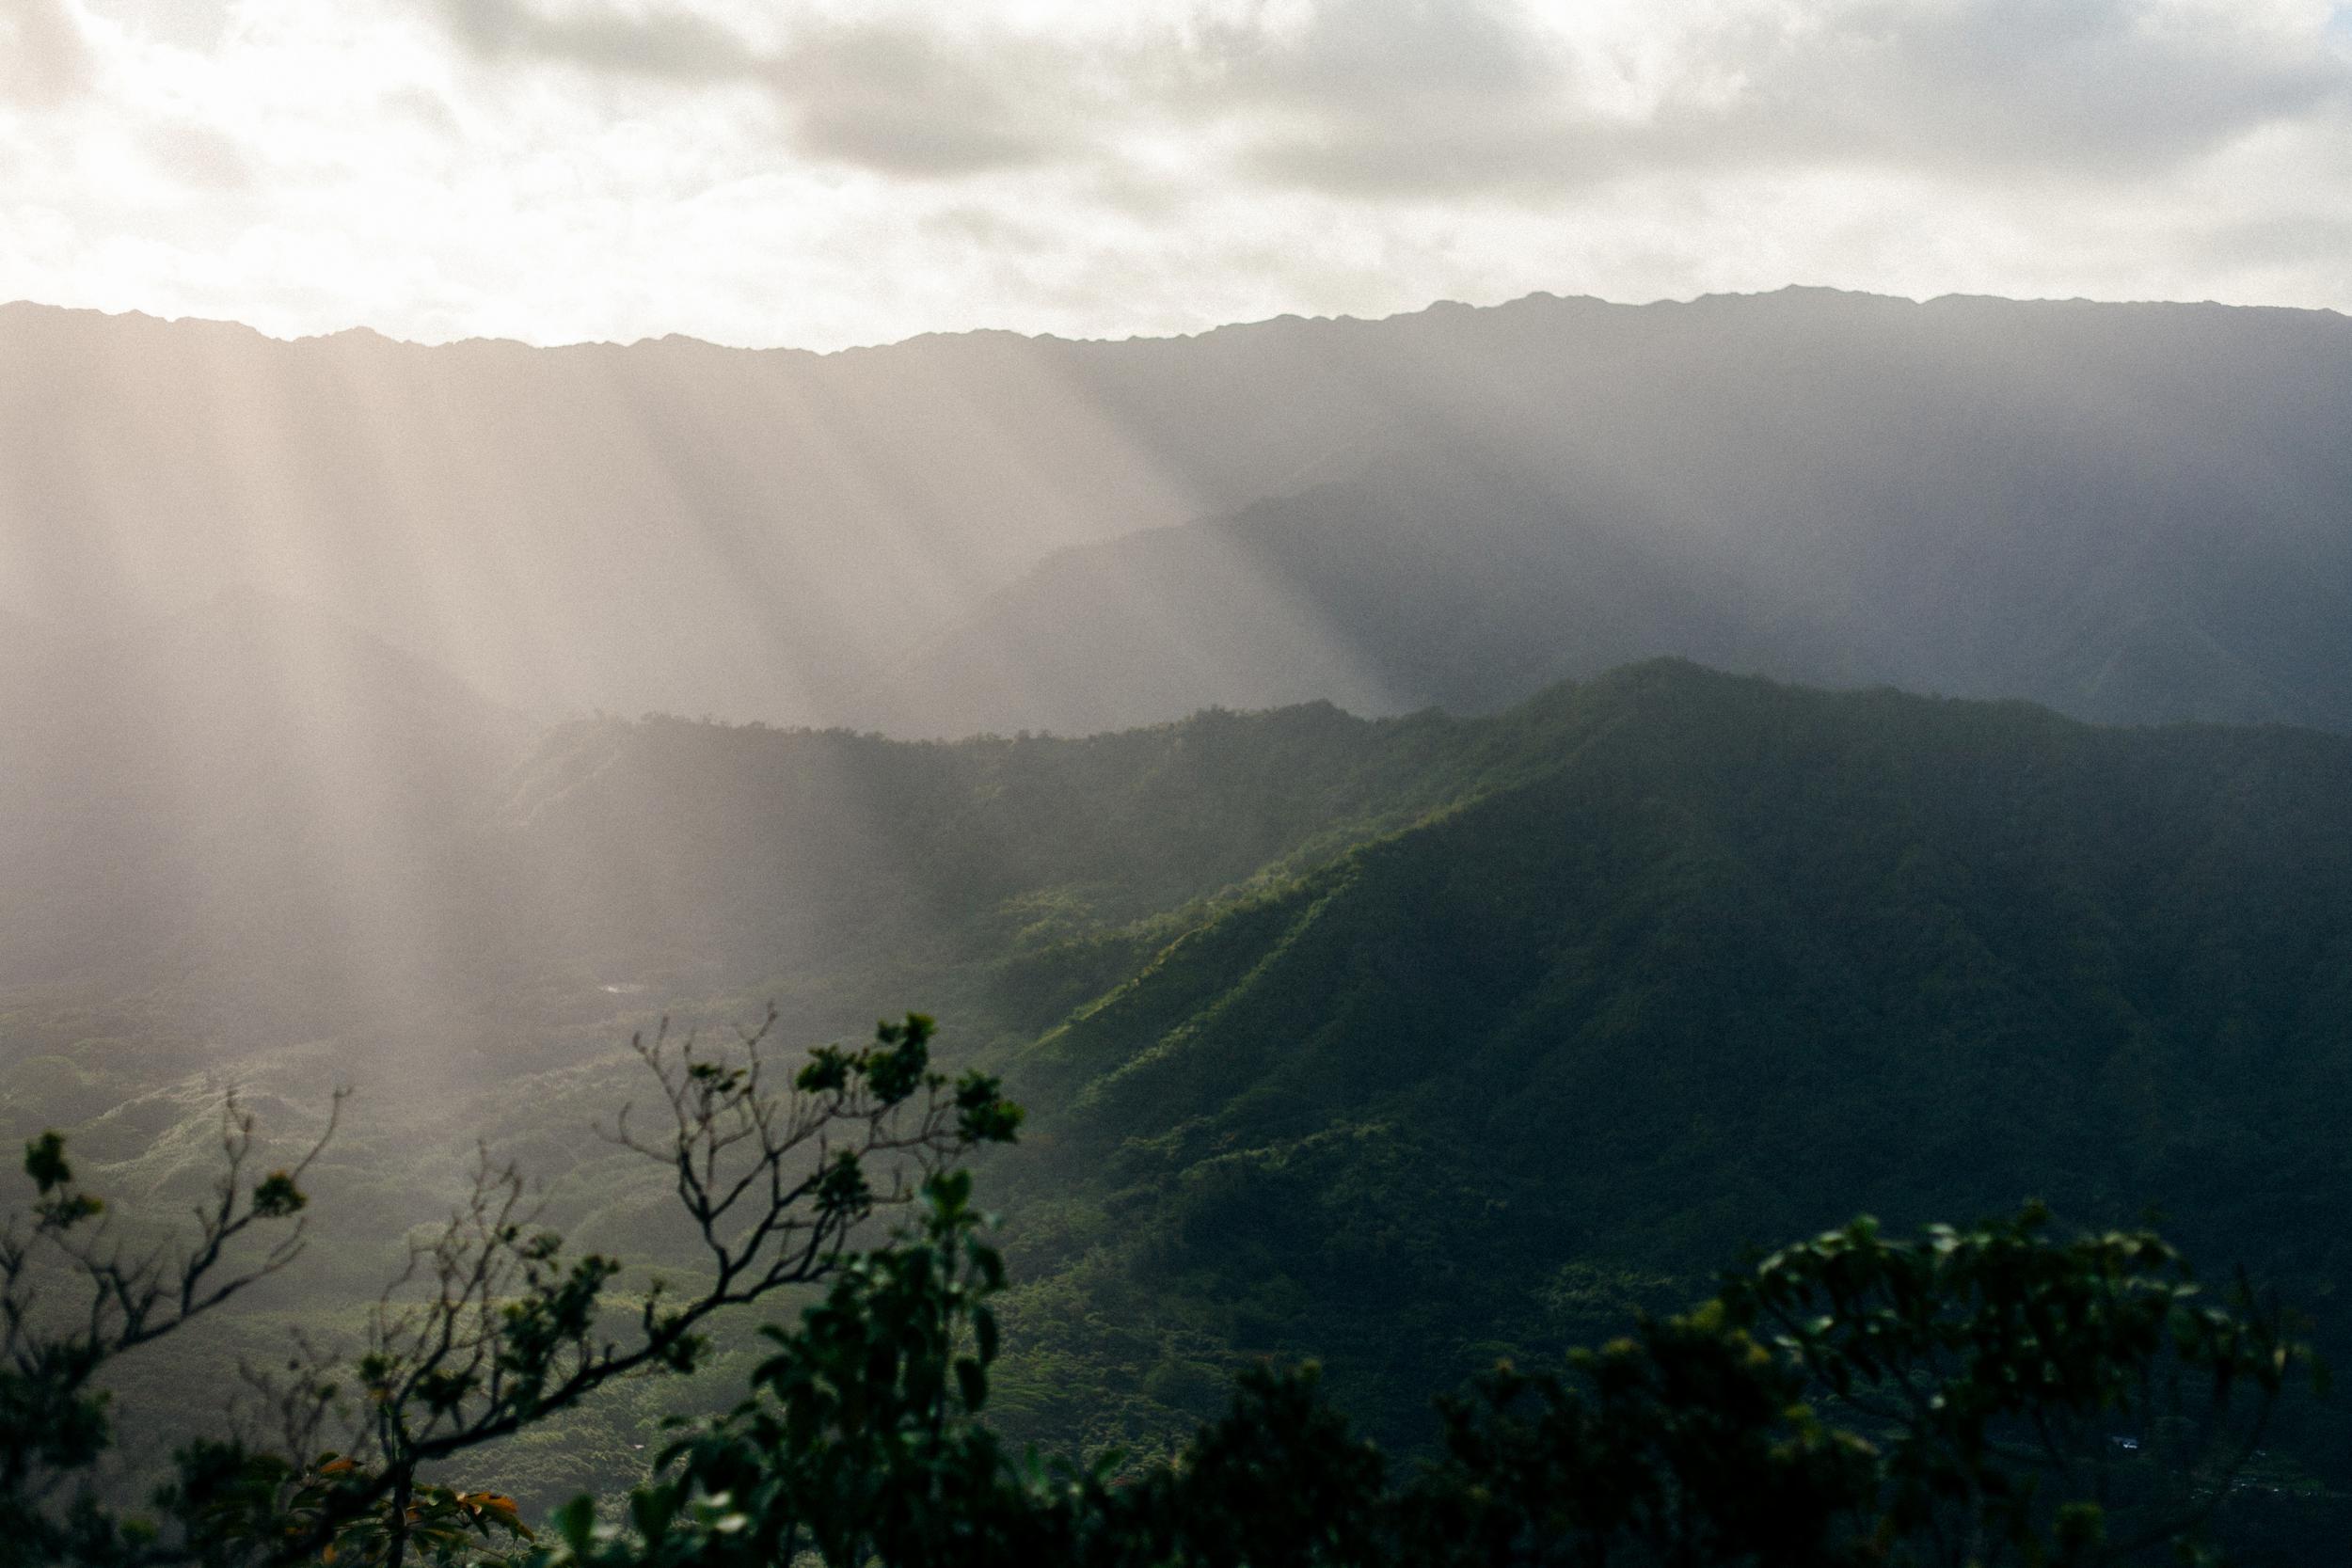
22;2;2352;1557
975;663;2352;1474
13;657;2352;1524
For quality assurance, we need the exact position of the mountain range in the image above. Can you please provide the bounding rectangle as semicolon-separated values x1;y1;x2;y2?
12;625;2352;1520
978;662;2352;1461
9;288;2352;734
9;287;2352;1538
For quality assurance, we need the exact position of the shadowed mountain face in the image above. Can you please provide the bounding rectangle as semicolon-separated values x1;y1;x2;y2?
851;292;2352;734
842;466;1822;737
8;289;2352;734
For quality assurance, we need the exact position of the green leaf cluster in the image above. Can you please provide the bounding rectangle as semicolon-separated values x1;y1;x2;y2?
538;1193;2314;1568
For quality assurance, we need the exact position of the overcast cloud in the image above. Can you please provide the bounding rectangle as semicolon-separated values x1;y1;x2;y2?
1;0;2347;346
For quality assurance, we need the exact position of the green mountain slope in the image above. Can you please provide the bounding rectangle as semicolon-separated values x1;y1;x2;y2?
15;659;2352;1513
984;662;2352;1464
502;698;1498;1005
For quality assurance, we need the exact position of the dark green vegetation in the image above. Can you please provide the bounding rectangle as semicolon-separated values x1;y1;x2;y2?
4;1063;2328;1566
16;285;2352;1560
977;663;2352;1473
0;1017;1027;1568
9;656;2352;1536
533;1191;2328;1568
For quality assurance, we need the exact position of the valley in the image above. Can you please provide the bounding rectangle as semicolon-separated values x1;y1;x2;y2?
8;287;2352;1556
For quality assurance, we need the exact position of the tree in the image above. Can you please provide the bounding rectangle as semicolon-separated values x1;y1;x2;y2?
0;1099;340;1567
0;1011;2326;1567
0;1011;1020;1567
542;1197;2319;1568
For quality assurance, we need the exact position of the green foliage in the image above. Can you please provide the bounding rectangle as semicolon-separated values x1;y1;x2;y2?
0;1013;1026;1567
979;663;2352;1471
15;663;2352;1546
1723;1205;2320;1560
549;1172;1021;1568
24;1128;103;1227
1399;1207;2323;1568
249;1172;308;1220
165;1449;533;1568
24;1131;72;1193
0;1100;336;1568
0;1004;2337;1564
539;1192;2315;1568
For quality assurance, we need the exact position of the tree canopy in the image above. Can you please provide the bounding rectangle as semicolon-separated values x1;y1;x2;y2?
0;1012;2328;1567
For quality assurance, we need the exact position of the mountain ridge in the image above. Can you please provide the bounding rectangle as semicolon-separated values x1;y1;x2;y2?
14;286;2352;732
12;653;2352;1510
974;659;2352;1460
10;282;2344;356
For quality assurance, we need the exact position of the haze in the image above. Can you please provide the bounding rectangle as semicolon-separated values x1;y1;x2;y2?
9;284;2352;1032
13;4;2352;1539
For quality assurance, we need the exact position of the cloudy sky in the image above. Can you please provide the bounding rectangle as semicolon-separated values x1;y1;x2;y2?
2;0;2348;348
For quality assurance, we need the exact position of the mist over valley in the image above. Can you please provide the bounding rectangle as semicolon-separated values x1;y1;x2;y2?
9;286;2352;1552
